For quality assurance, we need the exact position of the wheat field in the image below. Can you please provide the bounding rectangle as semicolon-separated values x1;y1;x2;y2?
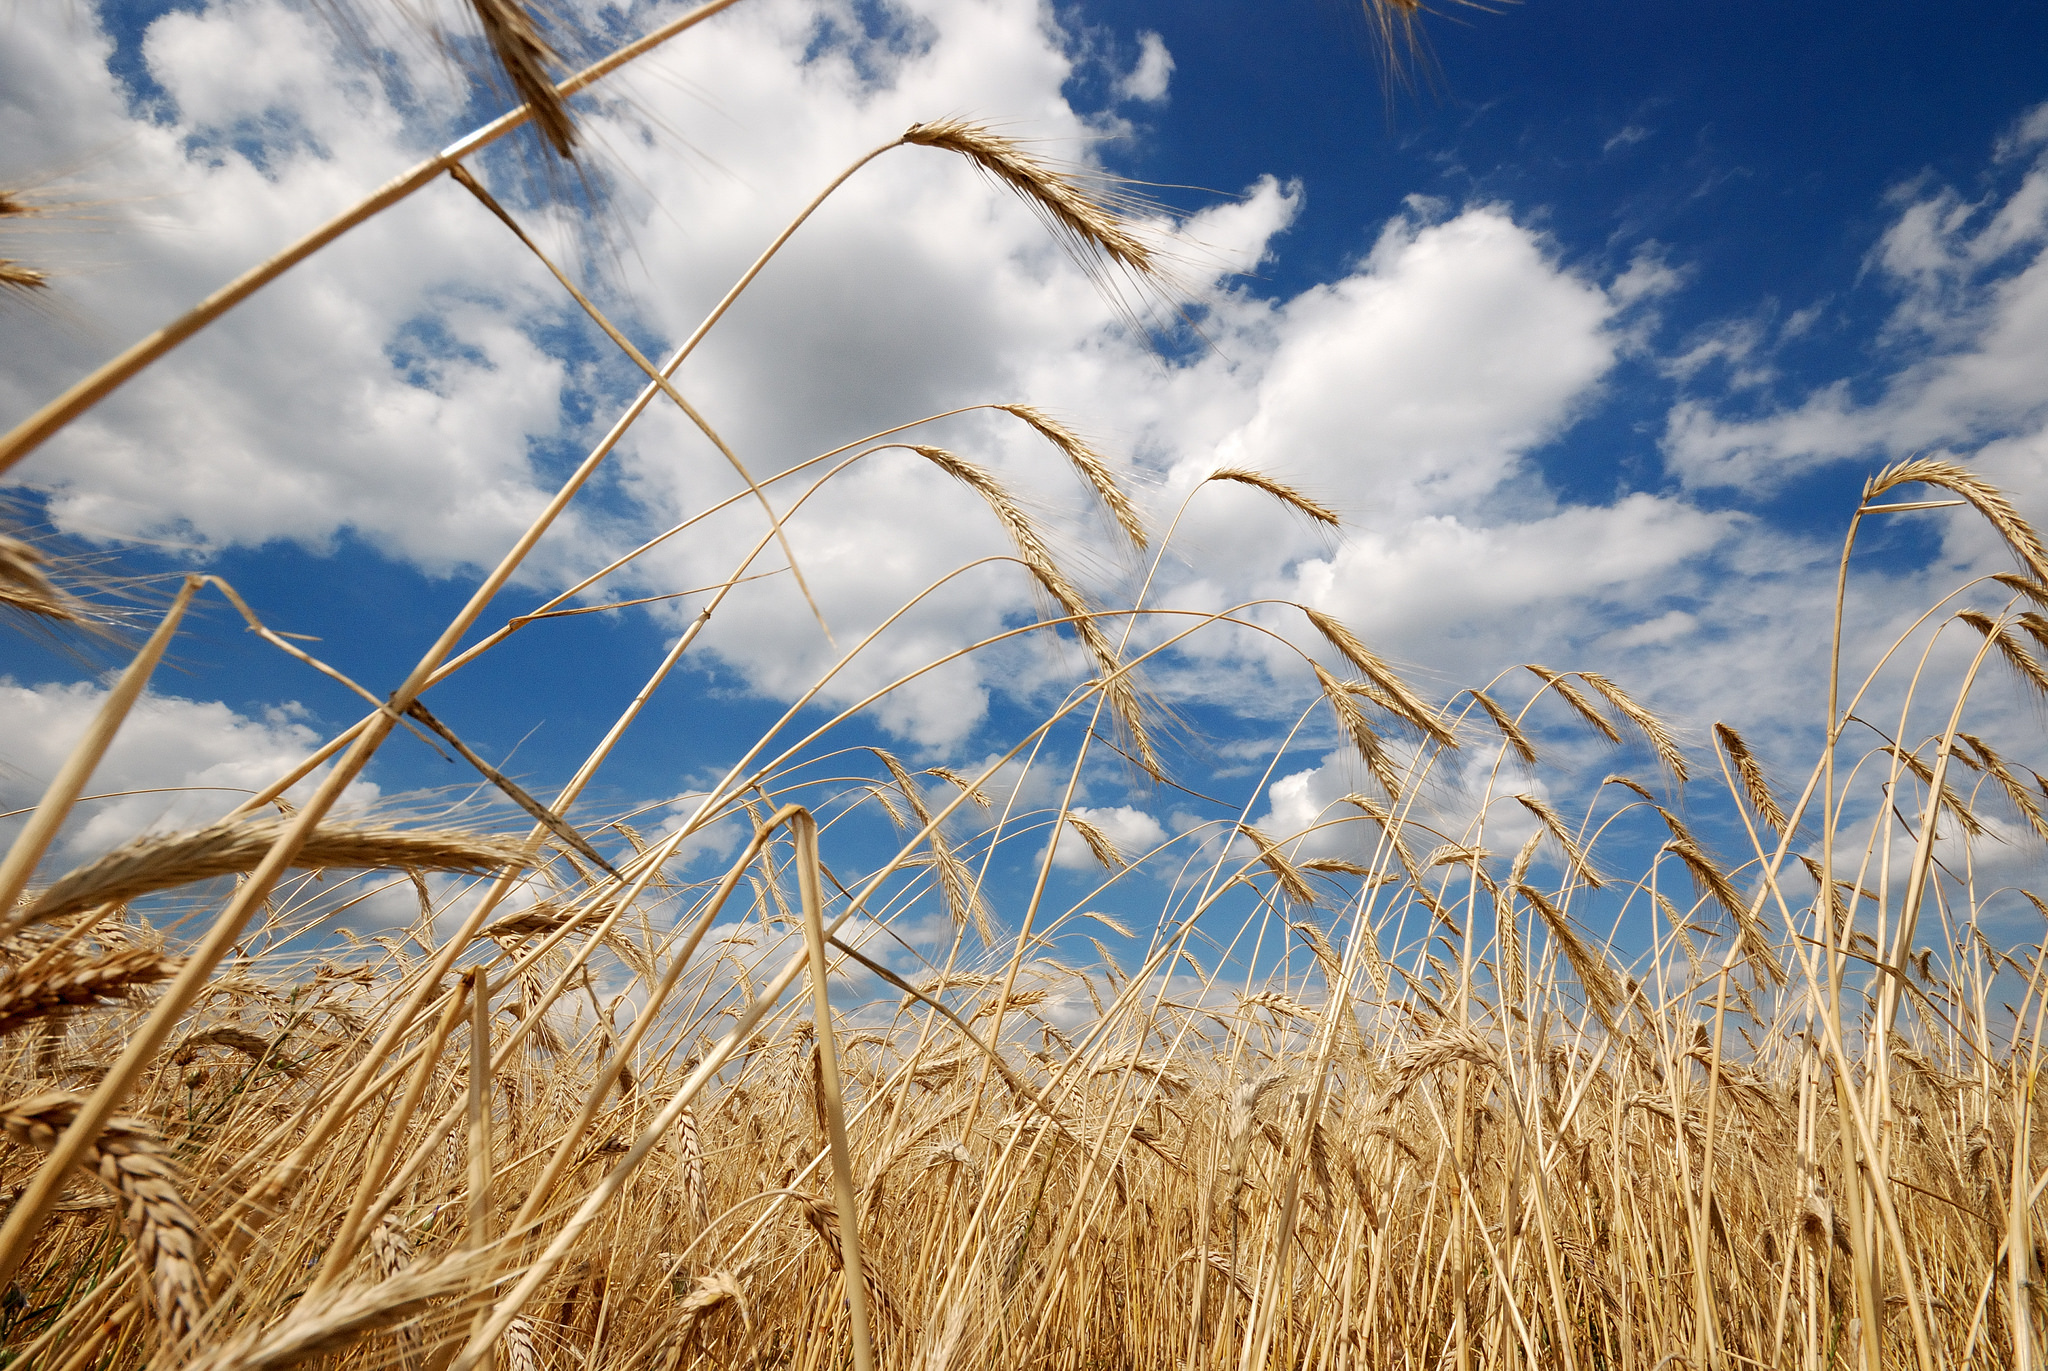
3;3;2048;1369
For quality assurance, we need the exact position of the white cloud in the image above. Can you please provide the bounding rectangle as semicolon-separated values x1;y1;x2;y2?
1662;102;2048;492
1603;125;1652;156
0;0;1690;759
1608;244;1687;310
8;0;2048;829
1116;31;1173;105
0;678;379;865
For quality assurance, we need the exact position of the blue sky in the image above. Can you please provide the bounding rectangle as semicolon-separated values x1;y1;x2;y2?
5;0;2048;984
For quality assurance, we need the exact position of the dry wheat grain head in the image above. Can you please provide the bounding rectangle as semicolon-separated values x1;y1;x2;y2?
2;1091;206;1341
903;120;1154;279
0;535;80;623
0;945;178;1036
464;0;577;158
11;820;529;930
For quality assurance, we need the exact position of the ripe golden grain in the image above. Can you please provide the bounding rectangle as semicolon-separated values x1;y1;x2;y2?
2;1092;206;1341
466;0;576;158
0;946;177;1036
903;121;1153;278
14;820;528;929
1207;468;1339;527
997;405;1146;550
4;6;2046;1367
0;535;78;622
1712;721;1787;833
1064;814;1129;872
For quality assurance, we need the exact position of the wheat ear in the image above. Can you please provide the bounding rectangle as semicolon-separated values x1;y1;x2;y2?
909;444;1157;772
1516;884;1624;1030
180;1250;493;1371
1466;687;1539;765
924;766;994;808
1;1092;205;1341
0;946;178;1036
1237;825;1315;905
1512;793;1603;889
678;1105;707;1226
1311;662;1399;794
0;191;50;295
465;0;576;157
1208;468;1340;526
1958;610;2048;699
647;1269;748;1369
1064;815;1129;872
0;536;81;623
1301;606;1453;748
903;120;1154;277
16;820;529;928
1868;458;2048;583
870;748;992;938
1524;664;1622;743
1576;671;1689;781
1712;722;1787;832
996;405;1146;549
501;1315;540;1371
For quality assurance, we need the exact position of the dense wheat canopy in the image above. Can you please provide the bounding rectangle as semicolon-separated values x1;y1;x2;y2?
4;2;2048;1370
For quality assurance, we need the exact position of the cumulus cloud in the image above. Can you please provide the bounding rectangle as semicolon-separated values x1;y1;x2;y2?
7;0;2048;825
0;0;600;575
1117;31;1174;104
0;678;379;864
